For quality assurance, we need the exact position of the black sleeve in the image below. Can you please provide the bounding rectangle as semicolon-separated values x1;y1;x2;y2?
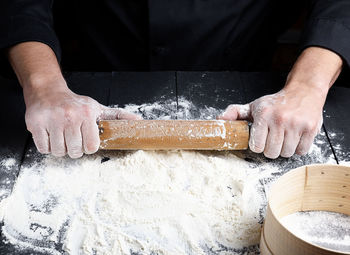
0;0;61;62
300;0;350;67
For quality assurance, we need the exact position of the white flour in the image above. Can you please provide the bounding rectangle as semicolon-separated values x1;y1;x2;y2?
123;97;222;120
0;158;16;170
0;151;267;255
326;131;350;165
281;211;350;252
0;98;337;254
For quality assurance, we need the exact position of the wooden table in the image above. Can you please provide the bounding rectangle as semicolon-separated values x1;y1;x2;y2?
0;72;349;254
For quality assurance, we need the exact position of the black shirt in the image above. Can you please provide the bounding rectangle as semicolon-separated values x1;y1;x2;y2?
0;0;350;71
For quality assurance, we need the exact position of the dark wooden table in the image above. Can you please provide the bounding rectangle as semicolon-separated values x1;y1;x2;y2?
0;72;349;254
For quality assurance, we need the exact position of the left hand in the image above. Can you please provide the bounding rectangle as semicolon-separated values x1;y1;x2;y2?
218;85;325;158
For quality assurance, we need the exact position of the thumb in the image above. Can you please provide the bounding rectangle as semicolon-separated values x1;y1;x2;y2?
217;104;251;121
99;106;142;120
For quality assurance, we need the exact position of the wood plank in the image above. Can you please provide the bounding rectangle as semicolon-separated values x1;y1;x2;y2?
239;72;286;102
0;76;32;255
176;71;245;119
64;72;111;105
0;76;28;199
110;71;177;119
323;86;350;164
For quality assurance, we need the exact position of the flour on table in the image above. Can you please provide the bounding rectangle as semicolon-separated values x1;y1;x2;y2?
0;98;336;255
281;211;350;252
0;158;16;170
0;150;267;255
123;97;222;120
325;131;350;165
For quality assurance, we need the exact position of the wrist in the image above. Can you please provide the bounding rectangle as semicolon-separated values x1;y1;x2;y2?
283;80;329;104
284;47;343;99
23;72;67;90
22;74;69;104
22;73;68;98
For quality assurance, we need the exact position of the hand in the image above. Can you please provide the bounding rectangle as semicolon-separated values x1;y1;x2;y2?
219;46;343;159
23;79;141;158
218;85;325;158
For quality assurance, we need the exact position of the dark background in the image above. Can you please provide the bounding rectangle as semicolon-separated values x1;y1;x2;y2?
0;4;349;86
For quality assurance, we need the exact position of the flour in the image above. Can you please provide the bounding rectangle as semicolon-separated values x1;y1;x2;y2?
236;104;250;119
281;211;350;252
0;158;16;170
325;131;350;165
123;97;222;121
0;151;266;255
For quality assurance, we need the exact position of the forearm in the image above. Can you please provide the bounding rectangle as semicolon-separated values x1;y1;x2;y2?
7;41;66;91
285;47;343;98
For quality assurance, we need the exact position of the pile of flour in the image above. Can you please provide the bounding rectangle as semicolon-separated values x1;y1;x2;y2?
0;150;267;255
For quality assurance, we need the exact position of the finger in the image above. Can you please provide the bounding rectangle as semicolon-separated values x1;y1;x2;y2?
264;127;284;159
82;119;100;154
249;121;268;153
218;104;251;120
117;108;143;120
64;124;83;158
32;128;50;154
49;129;66;157
295;132;315;156
280;130;301;158
99;107;142;120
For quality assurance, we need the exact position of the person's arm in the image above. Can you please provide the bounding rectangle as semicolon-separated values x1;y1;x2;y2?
0;0;62;67
220;0;350;159
1;1;140;158
8;42;141;158
220;47;342;158
299;0;350;68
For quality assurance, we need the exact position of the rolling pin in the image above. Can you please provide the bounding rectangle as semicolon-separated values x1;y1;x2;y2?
99;120;249;150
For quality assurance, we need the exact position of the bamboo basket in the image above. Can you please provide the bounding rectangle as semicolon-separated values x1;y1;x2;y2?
261;164;350;255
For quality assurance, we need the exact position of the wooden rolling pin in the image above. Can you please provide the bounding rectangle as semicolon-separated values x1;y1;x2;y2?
99;120;249;150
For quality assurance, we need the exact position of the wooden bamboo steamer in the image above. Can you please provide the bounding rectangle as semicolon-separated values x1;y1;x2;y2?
261;164;350;255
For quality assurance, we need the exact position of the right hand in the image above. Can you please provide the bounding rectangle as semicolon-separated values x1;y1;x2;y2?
23;79;141;158
218;87;324;159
